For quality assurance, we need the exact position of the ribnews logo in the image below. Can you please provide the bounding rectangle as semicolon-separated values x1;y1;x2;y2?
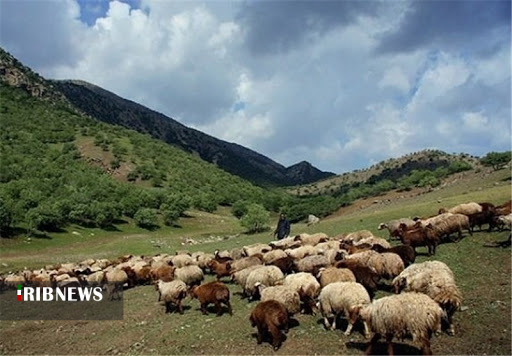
16;284;104;302
1;284;123;321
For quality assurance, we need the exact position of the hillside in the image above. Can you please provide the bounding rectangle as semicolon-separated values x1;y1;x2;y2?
290;149;483;196
53;79;334;186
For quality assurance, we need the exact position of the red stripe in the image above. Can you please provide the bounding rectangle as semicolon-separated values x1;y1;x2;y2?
17;295;21;301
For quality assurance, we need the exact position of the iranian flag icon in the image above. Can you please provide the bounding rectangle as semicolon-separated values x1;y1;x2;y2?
17;285;21;301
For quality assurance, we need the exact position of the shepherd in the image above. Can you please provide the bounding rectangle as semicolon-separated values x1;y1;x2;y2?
274;213;290;240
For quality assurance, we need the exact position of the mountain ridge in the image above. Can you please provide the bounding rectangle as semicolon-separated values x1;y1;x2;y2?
52;79;335;186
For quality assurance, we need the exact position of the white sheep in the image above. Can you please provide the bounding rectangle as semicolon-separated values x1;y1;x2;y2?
243;243;272;257
318;281;371;337
378;218;416;239
355;237;391;249
256;283;301;315
380;252;405;279
230;265;265;289
285;245;317;260
174;265;204;286
283;272;321;313
269;237;302;250
156;280;188;314
341;230;374;242
360;292;443;355
393;261;462;335
439;202;482;215
294;232;328;246
262;249;288;264
171;254;195;268
317;267;356;287
294;255;330;275
244;266;284;300
230;255;263;272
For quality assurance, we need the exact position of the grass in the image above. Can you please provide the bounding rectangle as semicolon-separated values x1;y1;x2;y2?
0;170;510;355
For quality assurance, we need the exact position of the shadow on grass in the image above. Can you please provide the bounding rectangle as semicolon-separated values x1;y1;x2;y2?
314;316;368;338
346;340;423;355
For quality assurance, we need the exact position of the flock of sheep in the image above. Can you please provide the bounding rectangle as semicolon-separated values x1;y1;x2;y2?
1;199;510;355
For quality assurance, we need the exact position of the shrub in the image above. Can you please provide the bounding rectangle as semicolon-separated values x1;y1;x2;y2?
241;203;269;233
232;200;249;219
134;208;159;229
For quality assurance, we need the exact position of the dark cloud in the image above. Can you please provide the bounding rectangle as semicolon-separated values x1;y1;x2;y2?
377;1;511;54
237;0;379;54
0;0;85;70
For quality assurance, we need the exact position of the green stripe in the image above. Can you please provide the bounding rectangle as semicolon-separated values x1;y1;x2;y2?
17;285;21;290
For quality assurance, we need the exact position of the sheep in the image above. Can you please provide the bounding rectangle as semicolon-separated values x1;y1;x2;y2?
150;265;175;282
360;292;443;355
245;266;284;300
269;236;302;250
230;255;263;272
256;283;301;315
439;202;482;215
104;268;128;300
207;260;232;280
194;252;214;271
378;218;416;239
249;300;289;351
495;200;511;216
341;230;374;242
189;281;232;316
334;260;380;298
267;256;294;274
497;213;512;230
171;254;195;268
262;249;288;264
243;243;272;257
315;240;343;253
380;252;405;279
4;274;25;289
371;244;416;267
294;232;328;246
397;222;438;256
393;261;462;335
213;250;233;263
230;247;245;260
356;237;391;249
230;265;265;290
318;281;371;337
285;245;317;260
340;240;373;255
468;210;496;232
84;271;105;287
294;254;330;275
317;267;356;287
174;265;204;286
156;280;187;314
420;213;471;242
319;248;346;265
283;272;320;314
346;250;386;277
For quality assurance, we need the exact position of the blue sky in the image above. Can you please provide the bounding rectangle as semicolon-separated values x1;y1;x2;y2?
0;0;510;173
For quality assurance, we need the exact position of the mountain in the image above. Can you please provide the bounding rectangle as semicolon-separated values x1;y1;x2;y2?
291;149;481;196
52;79;335;186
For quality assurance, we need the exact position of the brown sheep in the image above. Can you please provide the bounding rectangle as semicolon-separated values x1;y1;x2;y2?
371;244;416;267
496;200;511;215
468;209;496;232
189;281;232;316
267;256;294;274
150;265;175;282
397;223;438;256
207;260;232;280
334;260;380;299
249;300;289;351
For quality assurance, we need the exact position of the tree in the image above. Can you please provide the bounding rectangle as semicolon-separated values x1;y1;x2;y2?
0;198;13;236
134;208;159;229
240;203;269;233
480;151;511;171
231;200;249;219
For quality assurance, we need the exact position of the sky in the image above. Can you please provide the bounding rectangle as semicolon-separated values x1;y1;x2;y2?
0;0;510;174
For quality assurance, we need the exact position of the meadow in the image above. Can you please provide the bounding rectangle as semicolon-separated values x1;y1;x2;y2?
0;169;510;355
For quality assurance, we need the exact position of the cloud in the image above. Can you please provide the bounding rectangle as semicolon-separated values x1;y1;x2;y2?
0;0;509;174
377;1;511;55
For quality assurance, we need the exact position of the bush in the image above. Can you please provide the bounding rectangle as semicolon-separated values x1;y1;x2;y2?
481;151;511;171
240;203;269;233
134;208;159;229
26;204;64;231
231;200;249;219
0;198;13;235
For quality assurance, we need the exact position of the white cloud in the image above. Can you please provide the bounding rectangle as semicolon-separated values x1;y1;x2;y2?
0;0;509;173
